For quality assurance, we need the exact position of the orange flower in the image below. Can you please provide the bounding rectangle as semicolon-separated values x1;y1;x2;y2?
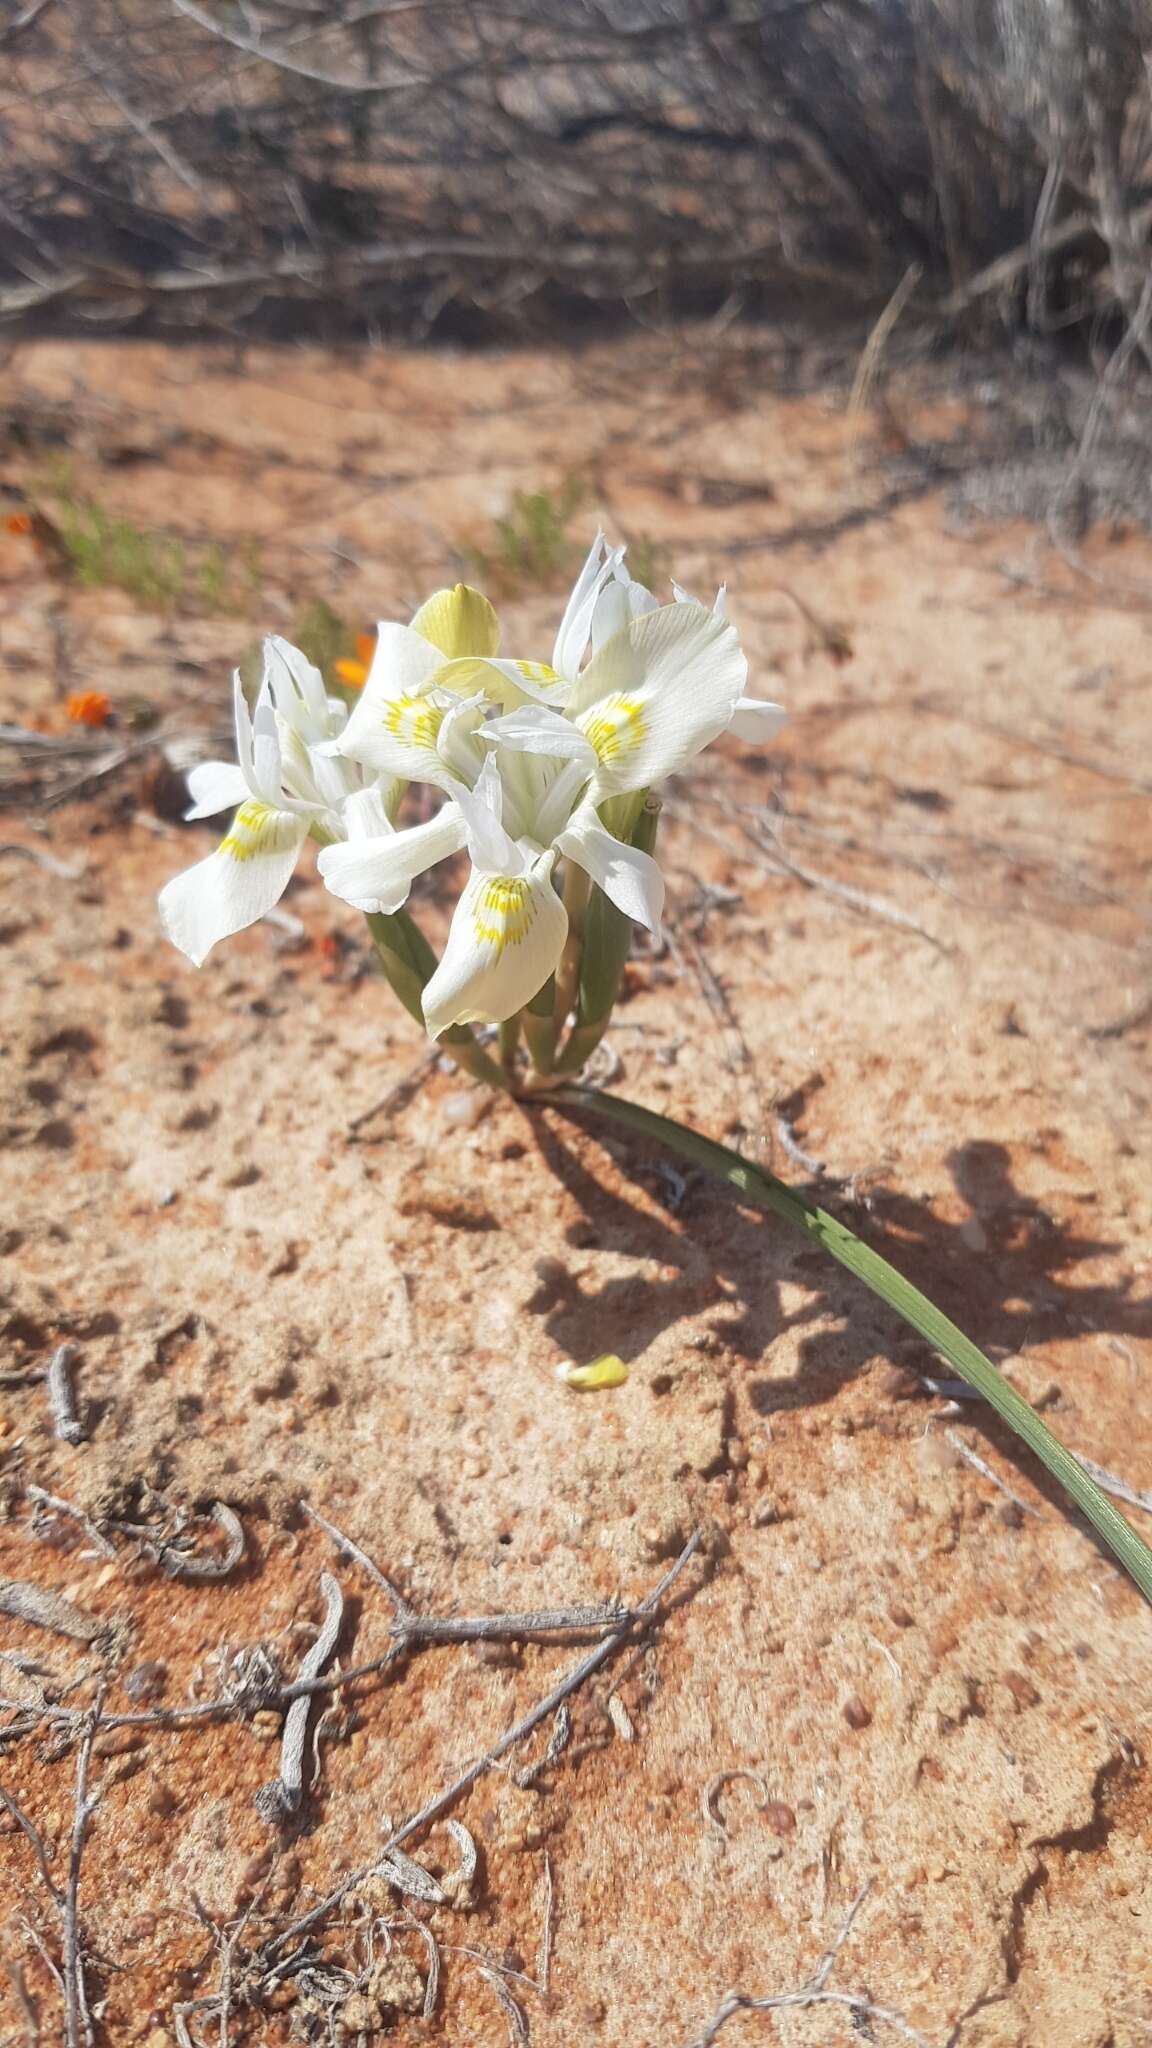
334;631;376;690
5;512;33;536
66;690;113;728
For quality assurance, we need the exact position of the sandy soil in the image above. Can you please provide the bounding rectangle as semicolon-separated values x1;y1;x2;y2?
0;332;1150;2048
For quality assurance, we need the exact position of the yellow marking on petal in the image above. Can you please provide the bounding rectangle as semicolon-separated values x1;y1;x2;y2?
218;801;298;863
471;876;538;953
511;659;560;686
580;694;647;764
411;584;500;661
556;1353;629;1391
383;694;446;751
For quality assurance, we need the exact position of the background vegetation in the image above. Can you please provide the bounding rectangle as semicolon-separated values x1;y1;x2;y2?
1;0;1149;353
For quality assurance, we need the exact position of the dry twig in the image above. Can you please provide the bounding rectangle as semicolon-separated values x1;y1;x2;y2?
264;1533;703;1960
684;1885;936;2047
46;1345;86;1446
254;1573;344;1823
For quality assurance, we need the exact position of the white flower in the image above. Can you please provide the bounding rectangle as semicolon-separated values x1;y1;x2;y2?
330;582;518;787
600;553;787;746
318;590;747;1033
158;637;386;966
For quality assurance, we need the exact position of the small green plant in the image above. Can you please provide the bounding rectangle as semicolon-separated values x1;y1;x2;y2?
465;475;587;592
57;496;188;607
624;534;671;592
31;466;264;613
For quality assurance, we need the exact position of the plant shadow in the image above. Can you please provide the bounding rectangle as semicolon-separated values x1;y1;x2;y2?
525;1106;1149;1536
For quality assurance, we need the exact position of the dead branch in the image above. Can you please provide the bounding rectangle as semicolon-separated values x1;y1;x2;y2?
263;1531;704;1960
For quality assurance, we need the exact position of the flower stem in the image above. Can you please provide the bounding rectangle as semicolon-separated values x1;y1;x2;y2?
365;910;511;1094
548;1084;1152;1609
553;864;591;1034
498;1013;522;1074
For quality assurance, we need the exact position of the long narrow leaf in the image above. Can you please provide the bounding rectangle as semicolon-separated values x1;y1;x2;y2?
551;1085;1152;1607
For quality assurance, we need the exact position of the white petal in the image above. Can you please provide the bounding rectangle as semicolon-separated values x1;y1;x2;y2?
484;705;598;774
458;656;567;710
556;802;664;933
317;802;466;913
533;755;598;847
727;696;787;743
158;803;308;966
436;693;488;783
264;635;328;725
334;623;448;776
567;602;747;797
592;568;658;652
672;579;727;620
552;533;624;680
340;782;398;839
422;852;567;1035
184;760;250;821
451;758;524;875
251;698;283;804
232;670;257;790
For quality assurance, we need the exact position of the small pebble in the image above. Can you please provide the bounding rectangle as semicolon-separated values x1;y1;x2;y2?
1003;1669;1040;1709
441;1089;487;1129
842;1694;872;1730
93;1727;144;1759
123;1661;168;1703
763;1801;796;1836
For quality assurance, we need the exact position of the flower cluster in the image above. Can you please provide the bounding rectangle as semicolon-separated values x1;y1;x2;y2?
159;536;784;1072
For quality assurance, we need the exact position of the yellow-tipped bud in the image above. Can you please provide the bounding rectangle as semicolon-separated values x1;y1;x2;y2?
410;584;500;661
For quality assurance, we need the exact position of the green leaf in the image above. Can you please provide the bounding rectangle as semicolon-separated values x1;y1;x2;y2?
549;1085;1152;1608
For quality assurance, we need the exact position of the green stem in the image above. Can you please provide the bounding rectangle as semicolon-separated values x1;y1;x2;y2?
549;1084;1152;1609
498;1013;522;1074
364;910;511;1094
552;865;591;1033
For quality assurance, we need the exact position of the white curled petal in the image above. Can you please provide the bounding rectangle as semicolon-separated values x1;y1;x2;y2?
158;803;308;966
451;758;525;875
317;802;466;913
422;852;567;1035
557;803;665;934
437;694;488;784
185;760;250;821
568;602;747;796
727;696;787;743
264;635;329;725
484;706;599;774
232;670;257;791
593;567;658;652
251;699;283;804
552;533;625;680
533;755;598;847
590;581;633;653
